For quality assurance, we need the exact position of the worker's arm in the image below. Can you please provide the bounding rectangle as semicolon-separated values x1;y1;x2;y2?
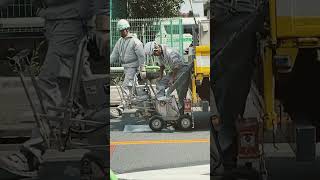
134;40;145;67
93;0;108;16
0;0;15;7
87;0;108;58
93;0;108;31
159;64;165;79
110;40;120;65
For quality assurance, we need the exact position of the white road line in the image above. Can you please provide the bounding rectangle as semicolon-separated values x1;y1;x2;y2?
116;164;210;180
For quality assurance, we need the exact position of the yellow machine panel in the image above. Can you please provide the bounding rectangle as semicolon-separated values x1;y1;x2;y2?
276;0;320;38
194;45;210;77
191;45;210;103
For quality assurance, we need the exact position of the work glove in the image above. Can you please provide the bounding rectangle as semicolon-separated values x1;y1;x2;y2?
159;72;164;80
139;65;147;80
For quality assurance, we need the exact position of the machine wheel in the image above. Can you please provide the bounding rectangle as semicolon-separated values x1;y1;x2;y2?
177;115;192;131
80;152;106;180
149;116;165;132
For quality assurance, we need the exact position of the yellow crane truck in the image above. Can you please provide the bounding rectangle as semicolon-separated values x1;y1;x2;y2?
241;0;320;177
212;0;320;179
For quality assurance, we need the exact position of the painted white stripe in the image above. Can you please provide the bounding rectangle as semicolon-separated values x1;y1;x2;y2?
117;164;210;180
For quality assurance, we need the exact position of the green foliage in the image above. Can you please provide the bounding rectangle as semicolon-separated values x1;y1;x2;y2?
111;0;128;19
128;0;184;18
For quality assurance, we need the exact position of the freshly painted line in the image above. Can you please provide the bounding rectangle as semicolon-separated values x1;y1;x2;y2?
110;139;209;145
116;164;210;180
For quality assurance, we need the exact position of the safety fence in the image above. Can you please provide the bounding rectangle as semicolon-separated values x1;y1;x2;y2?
111;18;190;67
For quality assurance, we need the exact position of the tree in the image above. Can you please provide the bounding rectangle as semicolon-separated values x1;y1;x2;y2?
111;0;128;19
128;0;184;18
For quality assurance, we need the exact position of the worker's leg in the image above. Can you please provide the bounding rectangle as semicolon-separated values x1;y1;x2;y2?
175;65;191;111
211;8;261;175
0;20;86;175
121;67;138;106
156;74;171;97
38;20;86;113
212;59;255;174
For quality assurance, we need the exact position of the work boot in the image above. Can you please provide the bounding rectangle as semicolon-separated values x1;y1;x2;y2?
222;140;238;170
0;137;44;177
211;144;238;180
0;152;38;177
116;104;125;114
211;135;238;180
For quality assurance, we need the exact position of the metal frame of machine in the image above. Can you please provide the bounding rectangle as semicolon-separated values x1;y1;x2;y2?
114;71;194;132
263;0;320;130
6;36;108;178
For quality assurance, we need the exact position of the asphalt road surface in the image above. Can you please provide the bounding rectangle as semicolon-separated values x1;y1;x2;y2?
110;113;211;175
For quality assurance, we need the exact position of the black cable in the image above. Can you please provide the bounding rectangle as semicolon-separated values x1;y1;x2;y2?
70;122;109;135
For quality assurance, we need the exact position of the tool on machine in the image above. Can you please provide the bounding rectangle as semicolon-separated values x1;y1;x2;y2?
149;64;194;132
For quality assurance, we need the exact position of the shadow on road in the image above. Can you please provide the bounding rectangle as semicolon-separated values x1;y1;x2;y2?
110;111;211;132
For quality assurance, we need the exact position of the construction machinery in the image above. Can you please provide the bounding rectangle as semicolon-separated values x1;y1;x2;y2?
212;0;320;179
114;64;194;132
260;0;320;160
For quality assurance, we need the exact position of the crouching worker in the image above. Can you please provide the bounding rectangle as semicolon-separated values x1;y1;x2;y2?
144;41;192;113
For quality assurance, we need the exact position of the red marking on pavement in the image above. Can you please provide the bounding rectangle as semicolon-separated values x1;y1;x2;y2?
110;144;116;157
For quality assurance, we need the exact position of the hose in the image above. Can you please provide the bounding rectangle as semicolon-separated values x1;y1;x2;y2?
70;123;108;134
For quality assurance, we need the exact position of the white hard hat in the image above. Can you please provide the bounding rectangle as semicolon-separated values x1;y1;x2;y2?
144;41;158;56
117;19;130;31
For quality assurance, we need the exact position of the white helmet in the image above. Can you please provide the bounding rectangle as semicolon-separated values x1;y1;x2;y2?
117;19;130;31
144;41;158;56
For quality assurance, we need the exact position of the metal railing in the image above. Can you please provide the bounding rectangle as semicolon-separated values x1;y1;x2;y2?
0;0;37;18
0;1;43;33
111;18;185;67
